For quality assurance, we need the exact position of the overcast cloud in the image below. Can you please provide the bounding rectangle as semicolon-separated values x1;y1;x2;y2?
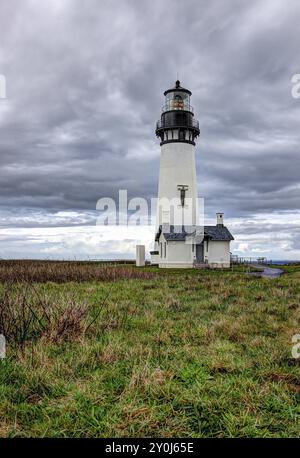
0;0;300;259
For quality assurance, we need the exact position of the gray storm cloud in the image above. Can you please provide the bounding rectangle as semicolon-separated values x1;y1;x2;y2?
0;0;300;258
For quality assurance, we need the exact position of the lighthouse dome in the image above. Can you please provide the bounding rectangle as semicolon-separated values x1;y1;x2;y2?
164;80;192;97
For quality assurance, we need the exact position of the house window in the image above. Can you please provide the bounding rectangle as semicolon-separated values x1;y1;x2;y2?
164;242;167;258
160;242;162;257
192;243;194;252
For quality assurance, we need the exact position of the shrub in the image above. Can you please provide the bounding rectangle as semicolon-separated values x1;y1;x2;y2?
0;282;88;351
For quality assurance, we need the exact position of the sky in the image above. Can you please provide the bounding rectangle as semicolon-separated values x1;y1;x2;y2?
0;0;300;260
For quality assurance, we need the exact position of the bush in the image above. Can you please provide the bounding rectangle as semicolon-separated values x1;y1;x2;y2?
0;282;88;351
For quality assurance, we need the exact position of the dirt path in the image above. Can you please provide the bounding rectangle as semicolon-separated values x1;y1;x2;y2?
249;263;284;279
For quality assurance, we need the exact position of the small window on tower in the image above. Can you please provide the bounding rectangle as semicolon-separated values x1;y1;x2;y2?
179;130;185;140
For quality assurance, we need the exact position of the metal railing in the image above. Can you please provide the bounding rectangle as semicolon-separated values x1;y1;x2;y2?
230;255;269;264
156;118;199;130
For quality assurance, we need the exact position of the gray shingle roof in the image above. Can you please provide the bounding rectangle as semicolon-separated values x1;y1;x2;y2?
155;225;234;242
204;225;234;241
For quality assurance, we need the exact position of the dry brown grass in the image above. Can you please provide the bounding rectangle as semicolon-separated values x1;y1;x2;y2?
0;260;155;283
0;282;89;350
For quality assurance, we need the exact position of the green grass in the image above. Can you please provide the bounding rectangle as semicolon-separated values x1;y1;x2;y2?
0;264;299;437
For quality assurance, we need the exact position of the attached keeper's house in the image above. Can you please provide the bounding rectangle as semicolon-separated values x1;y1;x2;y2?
153;213;234;269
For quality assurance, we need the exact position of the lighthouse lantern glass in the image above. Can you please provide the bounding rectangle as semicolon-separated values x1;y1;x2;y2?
164;92;190;112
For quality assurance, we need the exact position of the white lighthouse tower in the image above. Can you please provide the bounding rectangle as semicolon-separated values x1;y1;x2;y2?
156;80;200;227
150;81;234;268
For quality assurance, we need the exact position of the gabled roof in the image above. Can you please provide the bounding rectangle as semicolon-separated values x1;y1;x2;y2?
155;225;192;242
155;225;234;242
204;225;234;241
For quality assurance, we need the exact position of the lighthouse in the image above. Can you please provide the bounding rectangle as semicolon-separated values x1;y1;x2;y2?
150;81;234;268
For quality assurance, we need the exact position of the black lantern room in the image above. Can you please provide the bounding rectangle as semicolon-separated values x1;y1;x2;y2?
156;80;200;146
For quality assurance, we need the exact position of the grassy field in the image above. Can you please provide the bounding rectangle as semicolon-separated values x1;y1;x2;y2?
0;261;299;437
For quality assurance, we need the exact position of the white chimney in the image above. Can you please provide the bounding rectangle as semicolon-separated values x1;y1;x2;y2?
216;212;224;226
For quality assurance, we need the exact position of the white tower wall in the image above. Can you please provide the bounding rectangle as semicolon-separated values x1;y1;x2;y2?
156;142;198;229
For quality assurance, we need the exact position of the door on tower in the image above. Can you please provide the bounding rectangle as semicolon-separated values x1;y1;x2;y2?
196;243;204;263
